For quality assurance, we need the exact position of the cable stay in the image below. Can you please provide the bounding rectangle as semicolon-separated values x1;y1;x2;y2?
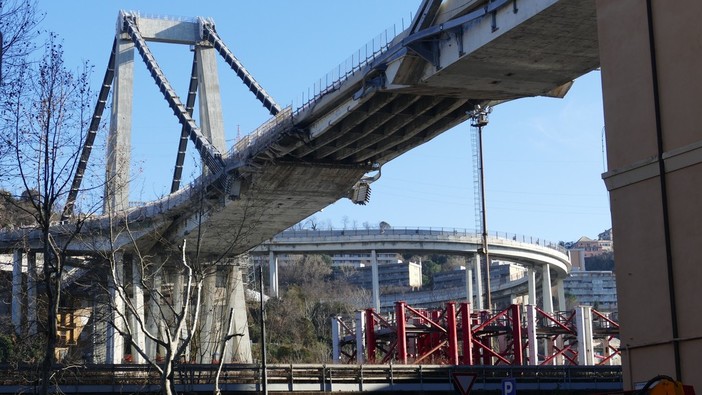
201;21;282;116
61;39;118;221
170;51;200;193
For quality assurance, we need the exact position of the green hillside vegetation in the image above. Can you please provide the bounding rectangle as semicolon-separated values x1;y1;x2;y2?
248;254;369;363
0;189;40;229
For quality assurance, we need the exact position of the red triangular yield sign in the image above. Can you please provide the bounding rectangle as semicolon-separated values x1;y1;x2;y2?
451;372;477;395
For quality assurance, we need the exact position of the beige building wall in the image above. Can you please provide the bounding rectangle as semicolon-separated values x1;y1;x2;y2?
597;0;702;390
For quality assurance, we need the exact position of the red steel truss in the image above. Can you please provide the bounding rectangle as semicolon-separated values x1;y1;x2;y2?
332;302;619;366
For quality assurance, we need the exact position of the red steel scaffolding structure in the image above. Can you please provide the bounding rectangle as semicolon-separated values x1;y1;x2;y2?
332;302;619;366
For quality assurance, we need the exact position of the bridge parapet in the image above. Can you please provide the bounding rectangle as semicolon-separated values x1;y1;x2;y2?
270;227;567;254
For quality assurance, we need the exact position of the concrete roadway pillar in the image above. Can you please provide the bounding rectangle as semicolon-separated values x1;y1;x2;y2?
145;267;162;360
355;310;365;364
541;265;555;365
130;257;146;363
465;257;474;306
105;36;134;213
12;250;23;336
527;267;537;306
268;251;278;298
224;265;253;363
107;252;126;364
172;269;189;361
542;264;554;313
576;305;594;365
27;252;37;336
371;250;380;311
200;268;217;363
526;304;539;365
331;316;342;364
473;254;483;310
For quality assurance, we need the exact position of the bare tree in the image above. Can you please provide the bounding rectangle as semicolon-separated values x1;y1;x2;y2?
1;32;96;394
91;179;265;395
0;0;43;163
107;237;204;395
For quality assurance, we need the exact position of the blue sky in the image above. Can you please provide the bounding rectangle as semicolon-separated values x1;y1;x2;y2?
37;1;610;243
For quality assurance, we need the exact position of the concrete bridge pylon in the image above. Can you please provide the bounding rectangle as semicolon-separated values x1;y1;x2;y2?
101;12;257;365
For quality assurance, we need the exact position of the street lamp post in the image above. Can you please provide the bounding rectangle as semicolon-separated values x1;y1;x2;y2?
470;105;493;310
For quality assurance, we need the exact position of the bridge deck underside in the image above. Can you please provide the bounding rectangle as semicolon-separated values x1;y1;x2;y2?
180;164;367;257
396;0;599;100
284;93;474;166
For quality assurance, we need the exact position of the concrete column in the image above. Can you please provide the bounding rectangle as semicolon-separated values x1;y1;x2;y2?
107;252;126;364
172;270;189;361
355;310;365;364
465;258;474;306
145;266;162;360
527;267;537;306
268;251;278;298
541;265;553;313
370;250;380;311
200;268;217;363
224;266;253;363
196;46;226;152
557;279;566;312
526;304;538;365
12;250;23;336
473;254;483;310
576;305;594;365
130;257;146;363
331;317;341;364
105;36;134;213
27;252;37;336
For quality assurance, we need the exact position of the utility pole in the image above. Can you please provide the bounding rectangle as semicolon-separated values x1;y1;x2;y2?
259;265;268;395
469;105;493;310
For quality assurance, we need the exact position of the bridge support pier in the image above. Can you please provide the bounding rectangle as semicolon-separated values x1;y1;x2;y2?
355;310;365;364
331;316;342;363
541;265;553;313
268;251;278;298
106;252;126;364
473;254;484;310
526;304;539;365
12;250;23;336
224;265;252;363
527;267;537;306
130;258;146;363
27;252;37;336
145;267;162;360
465;258;474;306
200;269;217;363
371;250;380;311
172;269;190;362
541;264;555;365
576;305;594;365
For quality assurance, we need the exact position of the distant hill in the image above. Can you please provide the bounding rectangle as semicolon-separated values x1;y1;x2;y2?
0;189;39;229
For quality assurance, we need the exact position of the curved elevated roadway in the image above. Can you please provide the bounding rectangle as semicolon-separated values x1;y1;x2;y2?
253;227;571;310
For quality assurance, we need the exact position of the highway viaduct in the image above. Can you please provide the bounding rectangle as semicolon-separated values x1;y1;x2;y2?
0;0;626;389
252;227;571;313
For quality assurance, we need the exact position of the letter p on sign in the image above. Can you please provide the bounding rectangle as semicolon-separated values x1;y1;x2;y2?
502;378;516;395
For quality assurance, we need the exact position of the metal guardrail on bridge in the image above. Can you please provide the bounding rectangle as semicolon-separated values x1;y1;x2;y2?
0;364;622;394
